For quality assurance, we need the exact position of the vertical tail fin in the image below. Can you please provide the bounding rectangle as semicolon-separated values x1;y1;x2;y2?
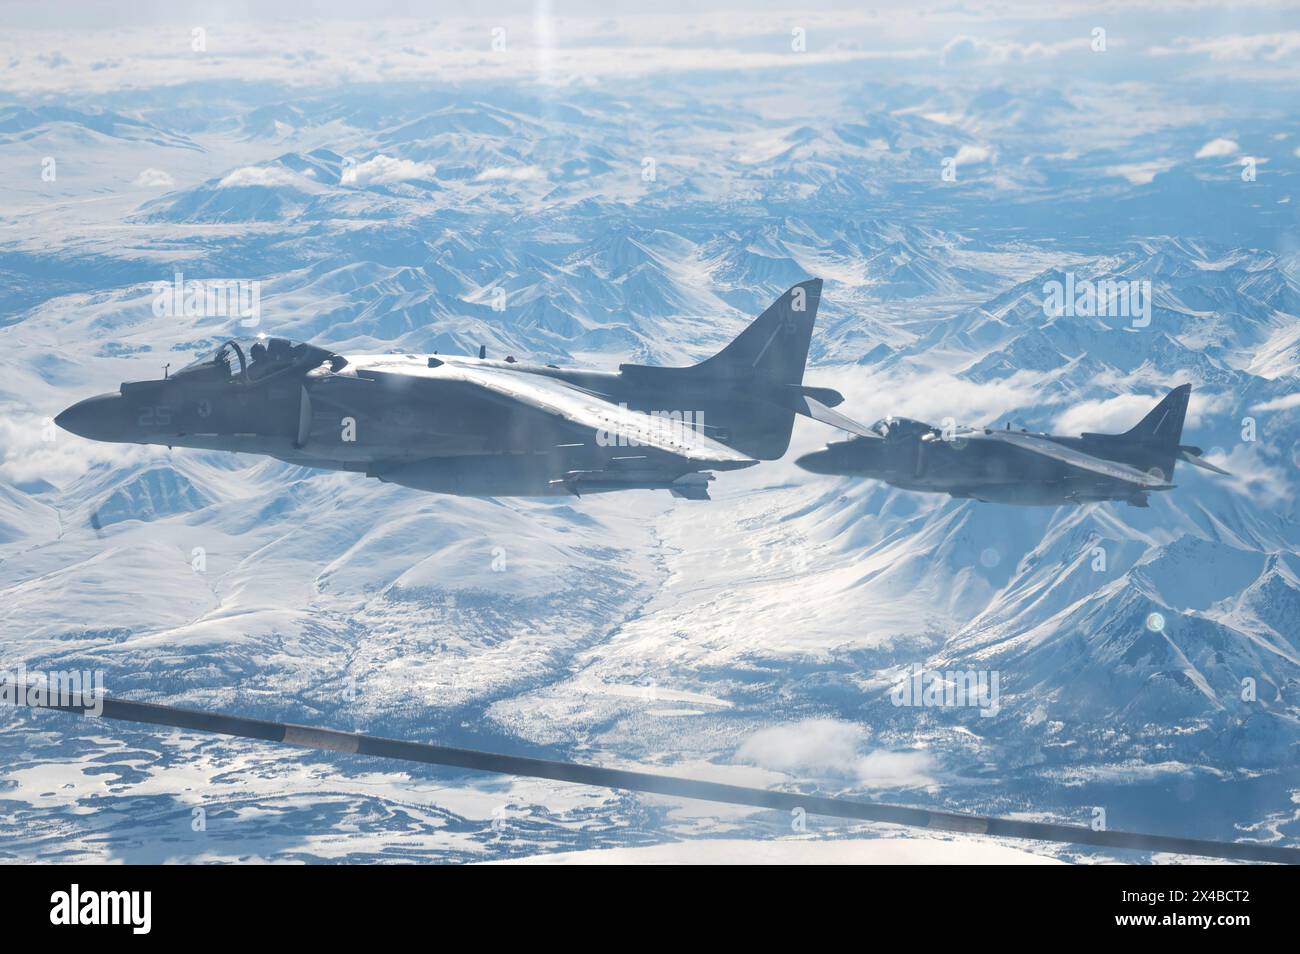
612;279;827;460
1122;384;1191;445
691;279;822;385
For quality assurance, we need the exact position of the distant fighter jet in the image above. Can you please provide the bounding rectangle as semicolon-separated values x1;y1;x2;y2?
58;279;865;500
795;384;1230;507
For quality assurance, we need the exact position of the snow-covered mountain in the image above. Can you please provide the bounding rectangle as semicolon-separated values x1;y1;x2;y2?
1;7;1298;864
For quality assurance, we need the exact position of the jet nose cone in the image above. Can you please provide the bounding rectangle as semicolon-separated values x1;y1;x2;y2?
55;392;132;442
795;449;835;475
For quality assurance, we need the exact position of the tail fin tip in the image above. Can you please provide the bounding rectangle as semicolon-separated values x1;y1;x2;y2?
694;278;823;385
1123;383;1191;445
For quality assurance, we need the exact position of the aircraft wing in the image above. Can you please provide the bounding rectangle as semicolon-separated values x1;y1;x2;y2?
425;361;756;468
347;358;757;500
966;429;1175;489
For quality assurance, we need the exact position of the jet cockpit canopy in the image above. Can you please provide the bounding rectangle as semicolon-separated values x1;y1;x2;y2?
174;337;344;383
871;416;934;440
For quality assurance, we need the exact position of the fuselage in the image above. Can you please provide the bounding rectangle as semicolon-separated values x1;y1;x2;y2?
55;337;791;497
56;281;848;500
797;418;1178;506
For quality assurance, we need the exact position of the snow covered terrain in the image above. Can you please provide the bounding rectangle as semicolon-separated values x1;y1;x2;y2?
0;2;1297;864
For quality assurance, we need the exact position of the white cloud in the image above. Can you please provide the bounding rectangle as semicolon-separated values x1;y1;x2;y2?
954;144;993;166
736;719;866;775
133;168;174;188
218;165;301;188
919;111;962;126
1149;32;1300;62
340;154;437;188
475;165;544;182
0;16;929;95
1195;137;1239;159
735;718;936;789
1211;442;1292;506
941;34;1088;67
940;36;986;67
1105;160;1174;185
1053;395;1166;435
1250;393;1300;412
0;412;148;487
822;368;1045;433
853;750;939;788
1051;388;1226;436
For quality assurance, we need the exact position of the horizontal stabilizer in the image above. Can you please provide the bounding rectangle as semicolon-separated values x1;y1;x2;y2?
803;398;878;439
790;384;846;408
777;386;877;438
1180;448;1232;476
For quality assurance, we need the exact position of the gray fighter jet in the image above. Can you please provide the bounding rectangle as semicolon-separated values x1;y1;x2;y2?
57;279;865;500
796;384;1230;507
